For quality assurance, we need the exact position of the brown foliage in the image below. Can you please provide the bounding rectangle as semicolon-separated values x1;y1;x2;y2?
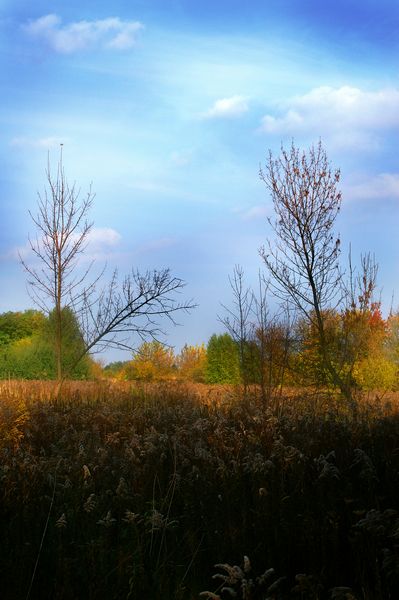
1;381;399;598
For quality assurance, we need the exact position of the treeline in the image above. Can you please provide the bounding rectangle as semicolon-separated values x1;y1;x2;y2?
2;305;399;394
104;341;206;382
0;309;93;379
103;334;242;383
105;310;399;394
2;304;399;394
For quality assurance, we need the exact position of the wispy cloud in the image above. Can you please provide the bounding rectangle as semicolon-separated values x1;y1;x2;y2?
8;227;121;264
259;86;399;146
203;95;249;119
239;204;270;221
82;227;122;262
8;241;30;262
344;173;399;201
10;136;66;149
23;14;144;53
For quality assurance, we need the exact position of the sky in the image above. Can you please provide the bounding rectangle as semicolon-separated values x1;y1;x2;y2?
1;0;399;362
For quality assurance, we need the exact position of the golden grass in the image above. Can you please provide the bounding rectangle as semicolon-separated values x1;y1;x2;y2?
1;377;399;407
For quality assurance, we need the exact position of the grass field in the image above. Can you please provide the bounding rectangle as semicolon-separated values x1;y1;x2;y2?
1;381;399;599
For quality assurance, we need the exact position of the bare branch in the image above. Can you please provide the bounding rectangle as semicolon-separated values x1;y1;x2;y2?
259;141;352;401
21;149;195;385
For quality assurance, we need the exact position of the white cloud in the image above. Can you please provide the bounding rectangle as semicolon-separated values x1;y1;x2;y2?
7;227;121;265
80;227;122;262
23;14;144;53
344;173;399;201
10;136;66;149
87;227;121;247
203;95;249;119
259;86;399;146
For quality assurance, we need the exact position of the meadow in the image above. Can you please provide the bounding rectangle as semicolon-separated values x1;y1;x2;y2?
1;381;399;599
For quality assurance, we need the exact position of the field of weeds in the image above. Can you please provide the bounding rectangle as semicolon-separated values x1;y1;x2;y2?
1;381;399;599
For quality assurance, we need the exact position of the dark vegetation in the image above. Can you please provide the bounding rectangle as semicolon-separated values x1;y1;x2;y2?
1;383;399;599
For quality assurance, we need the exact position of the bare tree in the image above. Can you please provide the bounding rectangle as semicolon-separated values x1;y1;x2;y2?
21;151;193;386
259;141;351;400
250;272;270;403
220;266;293;404
251;274;293;406
346;251;379;314
219;265;253;393
20;150;95;380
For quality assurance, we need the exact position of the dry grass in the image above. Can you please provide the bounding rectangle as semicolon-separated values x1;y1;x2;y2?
0;379;245;405
1;381;399;599
1;377;399;410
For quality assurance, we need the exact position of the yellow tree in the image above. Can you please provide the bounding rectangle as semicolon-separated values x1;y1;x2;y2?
296;303;396;392
176;344;207;382
342;254;395;391
350;305;396;391
126;341;175;381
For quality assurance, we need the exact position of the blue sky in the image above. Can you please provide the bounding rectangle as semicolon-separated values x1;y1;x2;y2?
1;1;399;361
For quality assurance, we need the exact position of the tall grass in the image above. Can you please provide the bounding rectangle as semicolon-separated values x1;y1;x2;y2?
1;381;399;599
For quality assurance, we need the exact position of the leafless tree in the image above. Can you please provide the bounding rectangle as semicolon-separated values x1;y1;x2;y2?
259;141;351;400
219;265;253;393
250;272;270;402
345;251;379;313
20;151;96;380
220;266;293;404
75;267;192;368
20;150;193;386
251;274;293;406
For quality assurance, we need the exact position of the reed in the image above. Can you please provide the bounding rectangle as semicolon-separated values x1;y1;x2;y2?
1;381;399;599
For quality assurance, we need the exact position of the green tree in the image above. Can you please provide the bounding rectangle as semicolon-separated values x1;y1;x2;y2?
205;334;240;384
219;265;253;391
0;310;45;347
0;337;47;379
353;356;397;391
42;307;92;379
0;308;91;380
103;361;130;379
